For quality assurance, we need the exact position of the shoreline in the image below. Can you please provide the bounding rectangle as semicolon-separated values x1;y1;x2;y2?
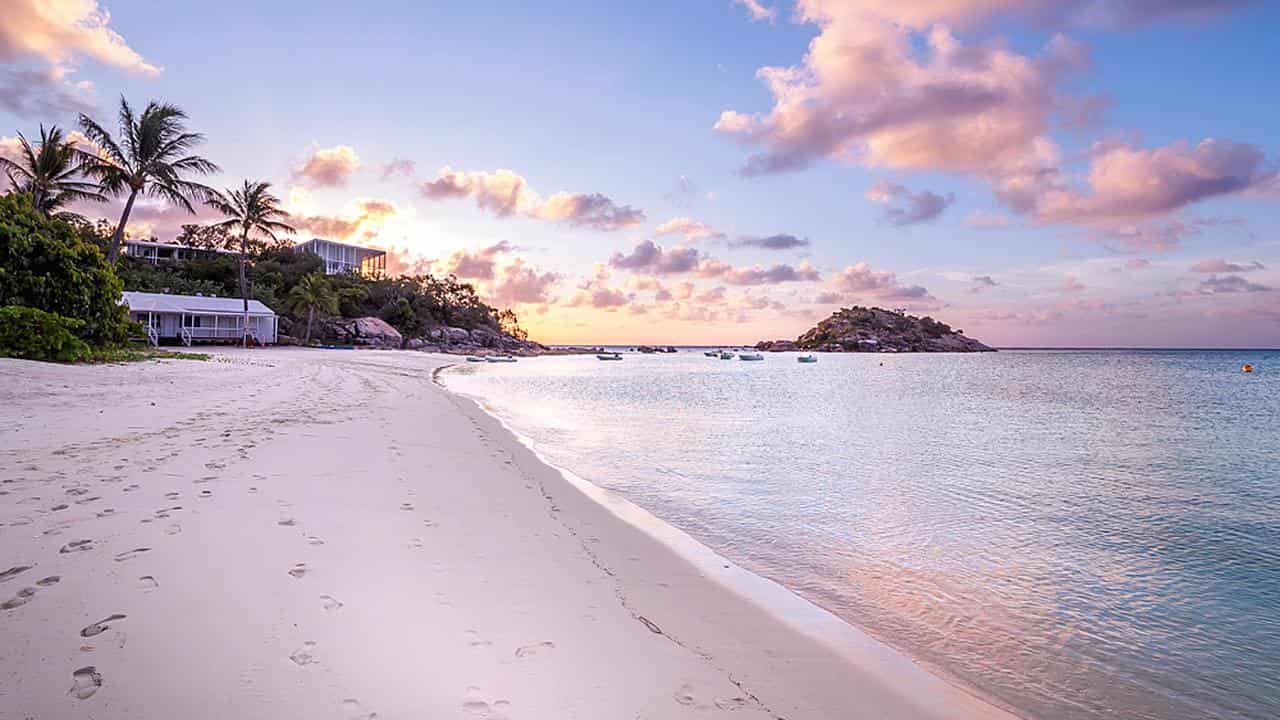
2;348;1018;719
438;363;1027;720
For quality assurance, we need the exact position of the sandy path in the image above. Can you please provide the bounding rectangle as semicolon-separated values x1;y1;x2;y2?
0;349;1014;719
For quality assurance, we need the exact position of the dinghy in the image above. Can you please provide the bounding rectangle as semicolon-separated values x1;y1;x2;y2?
797;354;818;363
738;352;764;361
597;353;623;361
485;355;517;363
465;356;485;362
719;351;734;360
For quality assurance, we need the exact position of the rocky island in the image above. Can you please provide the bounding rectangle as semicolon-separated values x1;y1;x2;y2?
756;306;995;353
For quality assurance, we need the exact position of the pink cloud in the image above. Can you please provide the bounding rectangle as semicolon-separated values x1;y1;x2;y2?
1197;275;1270;294
970;275;999;293
1034;139;1274;224
717;1;1270;243
609;240;702;274
655;216;725;242
865;181;955;226
716;262;821;286
825;261;937;306
1189;258;1265;274
489;259;561;307
0;0;161;76
421;167;643;231
293;146;361;188
732;0;778;23
289;199;397;241
729;233;810;250
380;158;416;180
439;241;516;280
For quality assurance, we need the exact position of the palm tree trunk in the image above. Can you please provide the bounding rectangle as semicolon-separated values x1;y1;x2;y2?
106;188;140;263
240;230;250;348
306;306;315;344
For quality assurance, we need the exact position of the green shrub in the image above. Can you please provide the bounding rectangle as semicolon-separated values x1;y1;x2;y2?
0;305;92;362
0;193;133;344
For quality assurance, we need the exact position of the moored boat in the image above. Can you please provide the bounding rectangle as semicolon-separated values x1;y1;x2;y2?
704;350;721;357
465;356;485;362
718;351;734;359
597;353;623;361
797;354;817;363
738;352;764;361
485;355;517;363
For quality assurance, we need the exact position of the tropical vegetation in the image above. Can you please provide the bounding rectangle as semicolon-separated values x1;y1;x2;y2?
0;96;531;362
0;125;106;219
205;180;295;346
77;98;219;263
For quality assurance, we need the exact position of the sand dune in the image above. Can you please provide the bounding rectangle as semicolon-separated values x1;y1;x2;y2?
0;349;1014;719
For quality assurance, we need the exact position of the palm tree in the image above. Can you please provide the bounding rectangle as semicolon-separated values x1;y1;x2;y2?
206;181;295;347
78;98;219;263
0;125;106;218
287;273;338;344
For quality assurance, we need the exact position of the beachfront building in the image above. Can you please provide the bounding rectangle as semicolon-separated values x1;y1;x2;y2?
296;238;387;276
123;239;236;264
122;291;278;346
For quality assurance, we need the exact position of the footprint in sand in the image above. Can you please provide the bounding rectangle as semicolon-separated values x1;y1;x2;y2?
74;495;102;505
113;548;151;562
277;518;297;527
288;563;310;579
464;630;492;648
60;539;93;554
400;502;414;511
198;490;212;499
124;484;141;493
320;594;343;611
248;487;259;494
136;576;159;591
341;698;378;720
1;587;37;610
514;641;555;659
81;614;127;638
36;575;60;587
165;492;181;500
306;536;325;546
69;666;103;699
289;641;318;666
165;524;182;535
461;687;511;720
96;508;116;518
50;503;69;512
0;565;33;583
66;487;89;497
408;538;424;549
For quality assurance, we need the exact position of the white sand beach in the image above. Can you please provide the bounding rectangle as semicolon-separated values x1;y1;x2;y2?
0;349;1016;720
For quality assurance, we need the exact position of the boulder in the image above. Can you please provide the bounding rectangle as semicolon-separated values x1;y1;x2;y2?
331;317;403;348
443;326;471;343
405;338;426;350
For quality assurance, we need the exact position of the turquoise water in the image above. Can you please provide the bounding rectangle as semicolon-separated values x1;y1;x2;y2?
442;350;1280;720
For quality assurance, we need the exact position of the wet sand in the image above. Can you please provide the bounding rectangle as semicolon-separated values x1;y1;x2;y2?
0;348;1015;719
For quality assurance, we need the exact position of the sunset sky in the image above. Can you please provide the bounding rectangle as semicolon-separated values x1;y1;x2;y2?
3;0;1279;347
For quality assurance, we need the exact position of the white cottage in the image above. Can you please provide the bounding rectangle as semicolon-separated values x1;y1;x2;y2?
122;291;278;346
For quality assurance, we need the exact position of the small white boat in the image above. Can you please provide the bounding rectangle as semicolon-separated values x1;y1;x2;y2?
484;355;517;363
465;356;485;362
797;354;817;363
718;351;734;360
704;350;721;357
738;352;764;361
597;353;622;361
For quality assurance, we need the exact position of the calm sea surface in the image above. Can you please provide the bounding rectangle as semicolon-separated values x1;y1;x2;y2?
442;350;1280;720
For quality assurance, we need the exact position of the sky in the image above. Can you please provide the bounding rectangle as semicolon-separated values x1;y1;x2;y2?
2;0;1279;347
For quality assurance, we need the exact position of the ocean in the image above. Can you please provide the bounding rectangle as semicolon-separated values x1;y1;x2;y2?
440;349;1279;720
